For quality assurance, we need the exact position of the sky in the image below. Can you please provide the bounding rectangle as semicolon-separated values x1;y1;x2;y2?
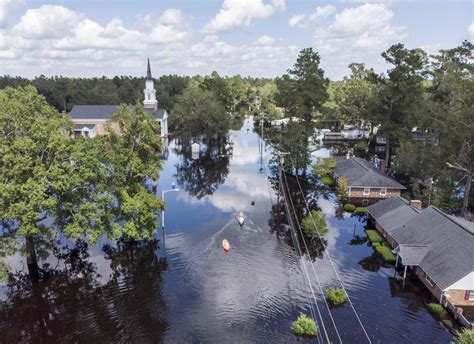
0;0;472;80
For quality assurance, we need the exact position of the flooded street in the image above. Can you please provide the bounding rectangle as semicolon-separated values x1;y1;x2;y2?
0;118;452;343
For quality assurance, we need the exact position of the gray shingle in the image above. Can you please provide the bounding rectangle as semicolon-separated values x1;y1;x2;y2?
396;244;430;266
391;206;474;290
70;105;119;120
367;196;420;233
333;156;406;189
71;105;167;120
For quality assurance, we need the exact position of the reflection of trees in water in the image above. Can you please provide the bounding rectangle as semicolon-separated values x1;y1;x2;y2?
173;134;233;199
358;253;382;272
0;239;168;342
268;171;327;261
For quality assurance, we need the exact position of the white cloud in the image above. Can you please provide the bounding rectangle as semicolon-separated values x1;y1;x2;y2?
203;0;286;34
159;8;183;26
288;5;336;28
253;35;275;45
288;14;305;28
12;5;81;39
0;0;22;27
314;3;406;78
149;24;188;44
468;22;474;41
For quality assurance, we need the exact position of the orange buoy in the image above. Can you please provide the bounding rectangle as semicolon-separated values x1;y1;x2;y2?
222;239;231;252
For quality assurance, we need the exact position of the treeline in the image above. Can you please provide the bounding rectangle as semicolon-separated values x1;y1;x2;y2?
265;41;473;215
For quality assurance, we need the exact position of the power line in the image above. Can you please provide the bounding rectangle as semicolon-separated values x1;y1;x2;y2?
286;154;372;344
281;169;343;344
279;169;330;343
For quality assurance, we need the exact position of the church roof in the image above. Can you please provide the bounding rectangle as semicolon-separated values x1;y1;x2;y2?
70;105;167;121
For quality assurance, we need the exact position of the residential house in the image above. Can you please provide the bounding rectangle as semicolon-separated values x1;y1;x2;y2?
368;197;474;328
333;156;406;205
70;59;168;138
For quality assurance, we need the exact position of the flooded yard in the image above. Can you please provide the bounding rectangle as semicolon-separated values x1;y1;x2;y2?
0;118;452;343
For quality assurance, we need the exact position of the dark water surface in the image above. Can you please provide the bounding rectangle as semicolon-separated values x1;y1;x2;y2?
0;119;451;343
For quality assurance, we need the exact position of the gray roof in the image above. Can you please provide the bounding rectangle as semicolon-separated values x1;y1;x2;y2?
333;156;406;189
144;108;167;120
74;124;95;130
367;196;420;233
70;105;119;120
71;105;167;120
390;206;474;290
396;244;430;266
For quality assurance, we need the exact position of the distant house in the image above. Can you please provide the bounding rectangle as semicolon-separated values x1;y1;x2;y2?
333;156;406;205
70;59;168;138
368;197;474;328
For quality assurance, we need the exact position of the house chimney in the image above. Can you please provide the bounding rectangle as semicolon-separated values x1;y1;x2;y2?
410;200;422;209
379;159;386;172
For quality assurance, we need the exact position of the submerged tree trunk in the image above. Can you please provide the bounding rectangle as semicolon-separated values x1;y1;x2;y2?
384;137;390;172
25;235;40;282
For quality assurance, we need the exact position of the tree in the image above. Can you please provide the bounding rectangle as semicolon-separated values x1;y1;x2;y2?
330;63;378;129
427;41;474;216
372;44;428;169
276;48;329;120
170;81;229;137
336;177;349;202
301;210;328;239
0;86;164;280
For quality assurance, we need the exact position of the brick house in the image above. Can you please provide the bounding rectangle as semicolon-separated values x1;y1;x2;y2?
333;156;406;205
368;197;474;328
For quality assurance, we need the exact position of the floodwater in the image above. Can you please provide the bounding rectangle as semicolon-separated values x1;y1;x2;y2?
0;118;452;343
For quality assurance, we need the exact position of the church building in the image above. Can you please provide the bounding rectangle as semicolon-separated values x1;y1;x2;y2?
70;59;169;138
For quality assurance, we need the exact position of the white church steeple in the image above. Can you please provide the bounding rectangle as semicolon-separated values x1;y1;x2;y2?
143;58;158;110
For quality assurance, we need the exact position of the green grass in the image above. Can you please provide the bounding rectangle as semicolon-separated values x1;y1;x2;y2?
457;328;474;344
426;303;447;317
326;287;347;306
372;242;396;263
291;314;318;337
355;207;367;214
366;230;384;244
343;203;356;212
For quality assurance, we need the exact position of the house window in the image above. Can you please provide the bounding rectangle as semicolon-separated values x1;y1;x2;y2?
363;188;370;196
468;291;474;301
425;273;434;287
380;188;387;196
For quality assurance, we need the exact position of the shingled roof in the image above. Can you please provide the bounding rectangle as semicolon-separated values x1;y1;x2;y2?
333;156;406;189
367;196;420;234
70;105;167;120
390;206;474;290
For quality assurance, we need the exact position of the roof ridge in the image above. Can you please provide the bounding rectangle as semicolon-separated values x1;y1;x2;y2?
426;206;474;235
350;157;373;172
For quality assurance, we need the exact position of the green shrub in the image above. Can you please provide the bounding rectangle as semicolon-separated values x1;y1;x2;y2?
301;210;328;238
373;243;396;263
291;313;318;337
320;176;333;186
343;203;356;212
401;192;411;201
426;303;446;317
326;287;347;306
457;328;474;344
355;207;367;214
354;140;368;151
366;230;383;244
336;177;349;201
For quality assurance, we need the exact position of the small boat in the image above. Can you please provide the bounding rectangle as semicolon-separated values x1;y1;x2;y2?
222;239;231;251
237;211;245;226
